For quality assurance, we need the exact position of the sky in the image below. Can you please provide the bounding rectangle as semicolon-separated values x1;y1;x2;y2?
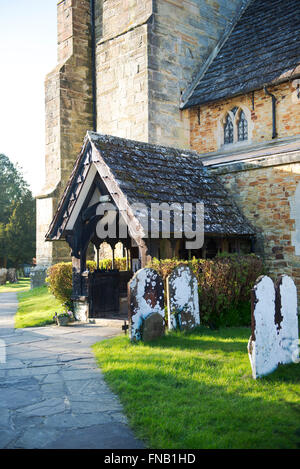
0;0;57;195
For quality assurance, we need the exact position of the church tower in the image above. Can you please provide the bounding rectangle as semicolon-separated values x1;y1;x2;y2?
36;0;94;266
36;0;248;266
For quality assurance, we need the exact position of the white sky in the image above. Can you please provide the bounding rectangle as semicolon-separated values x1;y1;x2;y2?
0;0;57;195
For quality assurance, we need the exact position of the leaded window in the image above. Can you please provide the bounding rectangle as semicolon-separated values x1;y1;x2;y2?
224;114;234;144
223;107;249;146
238;110;248;141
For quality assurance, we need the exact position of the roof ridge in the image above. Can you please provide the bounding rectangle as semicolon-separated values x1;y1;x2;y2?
87;131;200;158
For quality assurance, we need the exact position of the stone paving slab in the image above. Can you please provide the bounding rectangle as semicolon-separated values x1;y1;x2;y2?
0;292;144;449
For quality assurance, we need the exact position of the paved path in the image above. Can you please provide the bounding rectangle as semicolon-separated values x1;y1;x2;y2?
0;292;144;449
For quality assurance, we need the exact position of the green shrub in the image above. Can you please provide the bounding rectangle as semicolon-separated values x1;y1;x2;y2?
46;258;127;305
147;254;265;329
46;262;73;305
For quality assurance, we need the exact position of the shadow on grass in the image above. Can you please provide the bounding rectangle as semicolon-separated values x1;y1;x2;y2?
141;326;251;355
98;354;300;449
93;329;300;448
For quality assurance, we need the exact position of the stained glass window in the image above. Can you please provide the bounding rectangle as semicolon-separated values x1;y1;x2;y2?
238;110;248;141
224;114;234;144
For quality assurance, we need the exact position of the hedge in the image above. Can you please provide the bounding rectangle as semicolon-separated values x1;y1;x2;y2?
47;254;264;328
147;254;265;328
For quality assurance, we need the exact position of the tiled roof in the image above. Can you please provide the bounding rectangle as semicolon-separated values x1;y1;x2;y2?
182;0;300;108
46;132;255;240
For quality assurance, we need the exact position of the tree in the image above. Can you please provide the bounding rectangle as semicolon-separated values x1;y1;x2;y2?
5;192;36;267
0;154;36;268
0;154;29;225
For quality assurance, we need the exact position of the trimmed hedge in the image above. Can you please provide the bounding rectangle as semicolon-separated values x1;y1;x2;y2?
147;254;265;328
47;254;264;328
46;258;127;305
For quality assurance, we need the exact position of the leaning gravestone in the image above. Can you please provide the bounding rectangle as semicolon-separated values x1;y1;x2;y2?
128;268;165;342
275;275;299;365
248;275;279;379
0;269;7;286
167;265;200;330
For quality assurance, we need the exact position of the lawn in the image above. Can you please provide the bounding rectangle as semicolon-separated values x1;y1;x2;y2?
0;277;30;293
15;285;64;328
92;327;300;449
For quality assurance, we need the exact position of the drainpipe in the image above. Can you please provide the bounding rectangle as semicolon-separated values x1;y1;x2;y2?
90;0;97;132
264;86;277;139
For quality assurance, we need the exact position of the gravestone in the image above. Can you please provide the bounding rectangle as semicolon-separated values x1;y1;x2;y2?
128;268;165;342
30;265;48;289
167;265;200;330
248;274;299;379
142;312;165;342
276;275;299;365
0;269;7;286
7;268;17;284
248;275;279;379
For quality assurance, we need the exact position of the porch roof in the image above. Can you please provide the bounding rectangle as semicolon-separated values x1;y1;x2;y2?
46;132;255;242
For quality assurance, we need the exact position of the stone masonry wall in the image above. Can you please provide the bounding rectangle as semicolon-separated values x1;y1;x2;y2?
96;23;150;141
95;0;152;141
190;81;300;154
36;0;94;265
148;0;247;148
95;0;246;147
210;159;300;308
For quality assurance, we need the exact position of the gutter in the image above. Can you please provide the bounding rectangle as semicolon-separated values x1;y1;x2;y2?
264;86;277;139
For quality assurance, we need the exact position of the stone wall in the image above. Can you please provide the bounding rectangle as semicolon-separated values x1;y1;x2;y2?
36;0;94;266
96;23;149;141
95;0;246;147
190;81;300;154
210;154;300;307
148;0;247;148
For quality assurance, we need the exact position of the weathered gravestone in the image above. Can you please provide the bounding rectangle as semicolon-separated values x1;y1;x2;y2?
0;269;7;286
248;275;278;379
167;265;200;330
275;275;299;365
248;274;299;379
30;265;48;289
7;268;17;284
142;312;165;342
128;268;165;342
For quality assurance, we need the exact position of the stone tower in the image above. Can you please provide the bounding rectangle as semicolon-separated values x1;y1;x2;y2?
36;0;248;266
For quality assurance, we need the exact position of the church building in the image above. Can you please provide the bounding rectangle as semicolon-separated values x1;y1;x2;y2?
37;0;300;308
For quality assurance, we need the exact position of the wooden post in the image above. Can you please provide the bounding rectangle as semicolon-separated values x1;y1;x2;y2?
126;248;129;271
112;245;115;270
96;247;100;270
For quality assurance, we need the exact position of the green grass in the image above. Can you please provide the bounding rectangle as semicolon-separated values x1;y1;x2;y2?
0;277;30;293
92;327;300;449
15;285;64;328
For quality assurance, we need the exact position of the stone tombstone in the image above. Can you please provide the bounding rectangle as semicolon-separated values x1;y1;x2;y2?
30;265;48;289
142;312;165;342
7;268;17;284
167;265;200;331
128;268;165;342
0;269;7;286
248;275;279;379
275;275;299;365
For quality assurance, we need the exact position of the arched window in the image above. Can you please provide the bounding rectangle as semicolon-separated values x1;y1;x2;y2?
238;110;248;141
224;114;234;144
221;106;250;147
